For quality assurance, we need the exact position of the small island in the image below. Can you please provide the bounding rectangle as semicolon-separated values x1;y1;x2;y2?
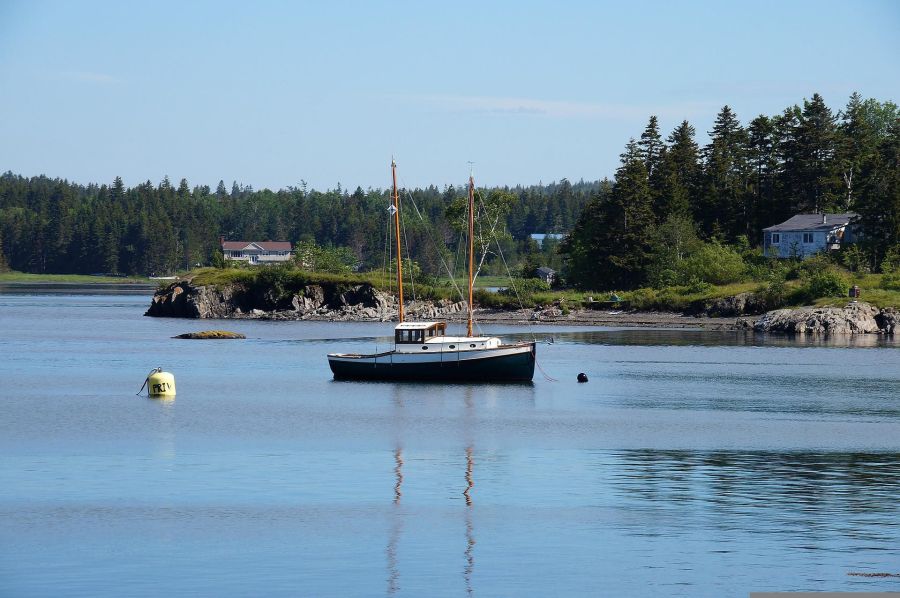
173;330;246;339
145;266;898;334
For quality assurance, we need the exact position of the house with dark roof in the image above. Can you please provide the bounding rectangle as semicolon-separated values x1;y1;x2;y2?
220;237;293;265
535;266;557;285
762;213;858;258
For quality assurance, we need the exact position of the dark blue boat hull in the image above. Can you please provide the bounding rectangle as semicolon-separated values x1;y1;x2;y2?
328;344;536;382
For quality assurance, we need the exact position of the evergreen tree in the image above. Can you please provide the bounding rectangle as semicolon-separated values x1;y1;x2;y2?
773;105;803;214
700;106;749;239
795;93;841;213
637;115;665;177
747;115;778;231
110;176;125;202
562;141;654;289
856;118;900;267
659;120;700;218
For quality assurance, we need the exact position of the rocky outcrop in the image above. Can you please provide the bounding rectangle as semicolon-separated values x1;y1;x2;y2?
740;301;894;334
146;279;469;321
146;281;253;318
174;330;246;339
698;292;769;317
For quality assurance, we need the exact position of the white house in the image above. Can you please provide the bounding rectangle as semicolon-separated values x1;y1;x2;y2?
220;238;293;265
762;213;857;259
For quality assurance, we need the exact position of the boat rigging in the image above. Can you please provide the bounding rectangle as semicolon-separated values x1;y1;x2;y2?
326;160;536;382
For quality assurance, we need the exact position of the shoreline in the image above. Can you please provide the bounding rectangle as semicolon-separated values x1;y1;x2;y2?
144;279;896;334
0;276;155;286
240;308;738;329
474;309;737;329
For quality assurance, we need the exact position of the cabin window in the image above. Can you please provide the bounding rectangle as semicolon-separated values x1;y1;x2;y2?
803;232;814;244
395;329;427;343
770;233;780;245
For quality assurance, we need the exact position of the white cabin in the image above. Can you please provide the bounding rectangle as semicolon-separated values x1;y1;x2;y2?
393;322;502;353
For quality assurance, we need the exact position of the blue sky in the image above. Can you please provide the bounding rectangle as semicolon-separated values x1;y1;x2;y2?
1;0;898;191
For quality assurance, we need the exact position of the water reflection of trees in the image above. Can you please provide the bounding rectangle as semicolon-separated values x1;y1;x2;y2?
612;450;900;544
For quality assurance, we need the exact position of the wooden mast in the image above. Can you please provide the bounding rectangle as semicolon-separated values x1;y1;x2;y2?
466;170;475;337
392;159;404;323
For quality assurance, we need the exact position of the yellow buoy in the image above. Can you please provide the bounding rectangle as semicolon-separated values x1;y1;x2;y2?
147;368;176;397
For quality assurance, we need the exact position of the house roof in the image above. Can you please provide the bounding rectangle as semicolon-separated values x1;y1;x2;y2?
221;240;292;251
530;233;564;240
536;267;556;275
763;213;857;232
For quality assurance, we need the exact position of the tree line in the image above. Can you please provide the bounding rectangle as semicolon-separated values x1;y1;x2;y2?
0;171;590;276
562;92;899;289
1;92;896;287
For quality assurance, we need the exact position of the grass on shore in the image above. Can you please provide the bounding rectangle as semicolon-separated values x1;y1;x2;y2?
183;266;900;312
0;271;153;284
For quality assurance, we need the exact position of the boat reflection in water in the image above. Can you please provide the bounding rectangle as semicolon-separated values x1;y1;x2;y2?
385;445;478;596
386;447;403;596
386;386;478;596
463;446;475;596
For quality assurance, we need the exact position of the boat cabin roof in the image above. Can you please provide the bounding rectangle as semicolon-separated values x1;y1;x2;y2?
394;322;448;344
395;322;443;330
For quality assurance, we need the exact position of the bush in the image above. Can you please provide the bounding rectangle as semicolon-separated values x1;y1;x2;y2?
757;271;788;307
650;268;678;289
804;270;849;300
211;251;226;269
499;277;551;296
677;242;746;285
255;265;291;299
881;245;900;274
798;253;833;276
840;245;870;273
881;272;900;291
624;287;658;311
684;276;712;294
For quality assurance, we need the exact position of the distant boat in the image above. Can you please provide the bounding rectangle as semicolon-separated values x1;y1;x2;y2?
327;161;536;382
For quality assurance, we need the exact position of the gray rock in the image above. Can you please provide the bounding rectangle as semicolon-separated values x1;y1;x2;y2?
147;279;473;322
752;302;883;334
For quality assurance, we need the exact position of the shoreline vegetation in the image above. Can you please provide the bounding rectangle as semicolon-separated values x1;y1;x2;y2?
144;266;897;333
0;271;154;285
187;265;900;311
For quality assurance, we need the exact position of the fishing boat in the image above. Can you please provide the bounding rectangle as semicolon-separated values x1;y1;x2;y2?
327;161;536;381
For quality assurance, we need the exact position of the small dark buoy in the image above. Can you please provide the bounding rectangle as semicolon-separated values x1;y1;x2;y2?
577;372;588;383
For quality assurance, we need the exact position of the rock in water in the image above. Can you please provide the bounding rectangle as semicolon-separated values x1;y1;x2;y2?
752;302;882;334
174;330;246;339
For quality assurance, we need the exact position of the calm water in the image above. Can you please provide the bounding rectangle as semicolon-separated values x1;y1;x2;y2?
2;290;899;597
